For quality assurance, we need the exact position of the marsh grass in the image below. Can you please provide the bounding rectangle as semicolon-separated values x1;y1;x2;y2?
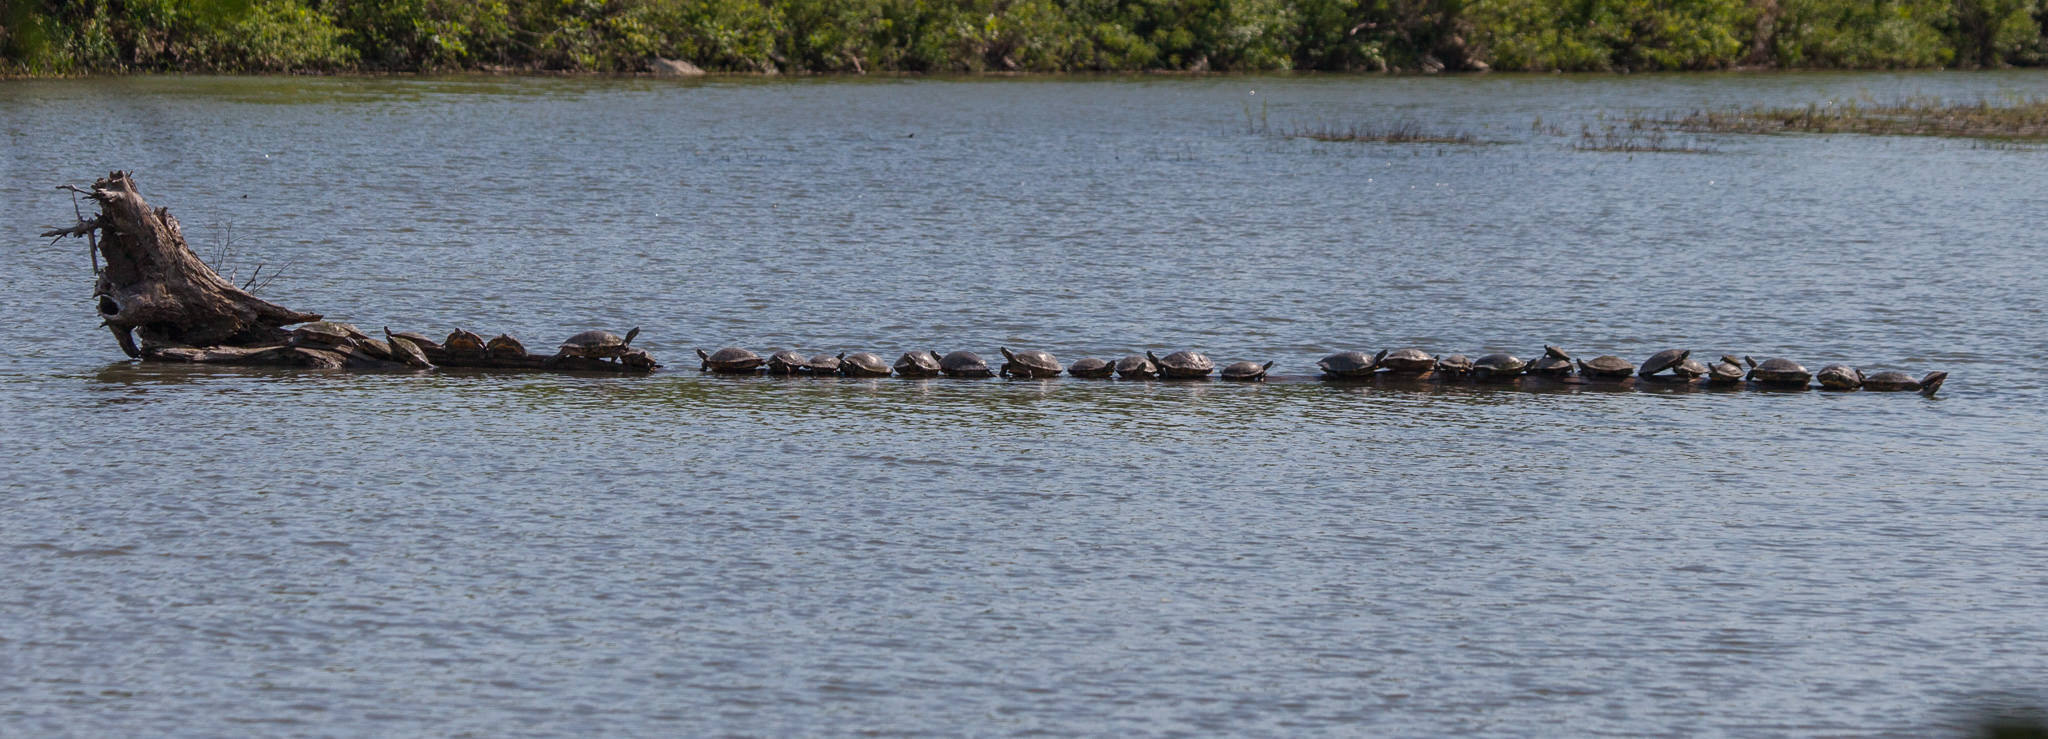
1573;124;1717;153
1285;121;1481;145
1648;97;2048;140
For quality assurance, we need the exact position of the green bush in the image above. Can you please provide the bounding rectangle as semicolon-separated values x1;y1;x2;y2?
5;0;2048;74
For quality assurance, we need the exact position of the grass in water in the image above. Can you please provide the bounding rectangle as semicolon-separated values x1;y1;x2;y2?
1286;121;1480;145
1652;97;2048;140
1574;124;1716;153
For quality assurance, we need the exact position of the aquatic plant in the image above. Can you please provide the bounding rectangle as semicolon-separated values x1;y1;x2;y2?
1654;97;2048;140
1285;120;1480;144
1573;124;1717;153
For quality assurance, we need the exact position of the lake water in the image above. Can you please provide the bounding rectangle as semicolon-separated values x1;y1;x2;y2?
3;72;2046;735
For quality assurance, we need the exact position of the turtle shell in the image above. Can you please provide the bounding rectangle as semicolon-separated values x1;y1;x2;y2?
384;329;433;369
894;351;941;377
445;329;487;355
293;321;360;348
1638;349;1691;377
1863;370;1946;394
807;353;842;374
389;327;446;352
698;347;764;373
559;328;638;359
1377;348;1435;373
1114;354;1158;379
1746;357;1811;386
619;348;659;371
1067;357;1114;378
838;352;891;377
1221;360;1273;381
1815;364;1863;390
1317;351;1376;378
1528;346;1575;376
999;347;1062;378
486;334;527;359
1577;355;1635;378
938;350;994;378
1435;354;1474;376
1473;353;1526;379
355;337;393;361
1668;358;1709;379
1148;351;1213;379
1707;355;1746;384
765;350;809;375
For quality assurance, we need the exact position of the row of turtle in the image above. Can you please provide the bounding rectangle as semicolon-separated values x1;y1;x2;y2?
691;345;1948;393
285;322;652;369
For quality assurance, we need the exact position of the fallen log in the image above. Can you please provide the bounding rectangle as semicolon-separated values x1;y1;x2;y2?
44;172;656;373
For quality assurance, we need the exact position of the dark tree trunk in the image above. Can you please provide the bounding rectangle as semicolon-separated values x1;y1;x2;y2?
43;172;656;373
58;171;322;356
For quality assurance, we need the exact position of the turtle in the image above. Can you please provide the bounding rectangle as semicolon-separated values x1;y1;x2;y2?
355;337;394;361
765;350;809;375
291;321;361;349
837;352;892;377
1115;354;1159;380
1434;354;1474;378
1376;348;1435;374
1576;355;1635;379
1668;357;1710;381
1528;345;1576;377
698;347;764;373
1472;352;1527;381
558;327;639;360
387;329;441;352
1707;355;1746;385
1316;351;1376;379
1815;364;1864;391
1068;357;1115;378
999;347;1063;378
1638;349;1691;378
807;353;842;375
619;348;659;371
1221;360;1274;381
1862;370;1947;395
937;350;994;378
1147;350;1214;379
1745;356;1812;387
894;351;941;377
444;329;488;357
486;334;527;360
383;327;433;369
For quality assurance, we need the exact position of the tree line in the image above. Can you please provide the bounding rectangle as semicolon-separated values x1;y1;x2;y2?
5;0;2046;75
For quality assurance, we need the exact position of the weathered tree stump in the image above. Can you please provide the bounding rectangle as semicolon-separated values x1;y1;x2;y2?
43;172;655;373
47;171;322;358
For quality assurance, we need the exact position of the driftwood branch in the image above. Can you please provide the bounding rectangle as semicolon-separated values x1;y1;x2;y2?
67;171;322;355
52;172;656;373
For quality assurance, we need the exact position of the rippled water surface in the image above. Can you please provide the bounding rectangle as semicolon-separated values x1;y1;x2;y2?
3;73;2047;735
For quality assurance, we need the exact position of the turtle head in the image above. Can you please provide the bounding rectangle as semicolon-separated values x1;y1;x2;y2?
624;327;640;346
1146;350;1161;364
696;348;710;360
1000;347;1016;362
836;352;846;362
1918;371;1948;396
1744;355;1758;369
1371;349;1388;366
1261;361;1275;370
930;351;944;363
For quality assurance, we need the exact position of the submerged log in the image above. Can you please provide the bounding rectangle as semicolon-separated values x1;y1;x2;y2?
44;172;655;373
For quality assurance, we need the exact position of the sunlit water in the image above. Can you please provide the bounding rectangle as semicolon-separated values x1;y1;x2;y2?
3;72;2046;735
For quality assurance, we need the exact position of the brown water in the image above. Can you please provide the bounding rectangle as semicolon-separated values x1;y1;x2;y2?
2;72;2046;734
